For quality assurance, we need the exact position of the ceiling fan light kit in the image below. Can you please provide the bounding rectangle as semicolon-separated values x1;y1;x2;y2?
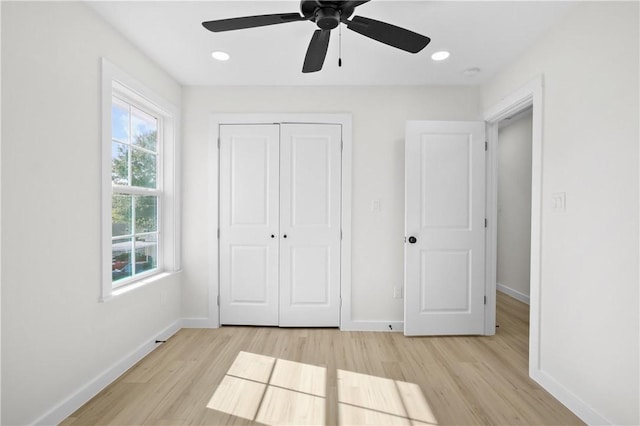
202;0;431;73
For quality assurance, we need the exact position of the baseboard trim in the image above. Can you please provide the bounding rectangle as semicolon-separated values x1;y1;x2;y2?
531;368;611;425
32;320;181;426
181;317;218;328
340;320;404;332
497;282;530;305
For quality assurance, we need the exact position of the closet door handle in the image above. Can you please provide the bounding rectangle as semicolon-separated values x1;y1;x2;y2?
283;234;288;239
270;234;275;239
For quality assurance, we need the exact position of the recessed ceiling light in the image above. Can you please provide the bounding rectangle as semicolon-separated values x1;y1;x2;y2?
211;51;230;61
431;51;450;61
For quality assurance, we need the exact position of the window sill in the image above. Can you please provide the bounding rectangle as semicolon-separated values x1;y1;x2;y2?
99;271;179;302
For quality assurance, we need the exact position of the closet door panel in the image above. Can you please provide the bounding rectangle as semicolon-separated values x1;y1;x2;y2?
279;124;342;326
219;124;280;326
289;246;329;305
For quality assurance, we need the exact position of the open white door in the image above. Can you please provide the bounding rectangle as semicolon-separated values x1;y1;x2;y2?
404;121;486;336
219;124;280;326
279;124;342;326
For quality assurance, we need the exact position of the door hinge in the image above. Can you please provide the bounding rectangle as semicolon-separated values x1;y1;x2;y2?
484;296;487;305
217;295;220;306
341;139;344;151
217;137;220;149
217;228;220;239
485;141;488;151
340;229;343;240
484;218;488;228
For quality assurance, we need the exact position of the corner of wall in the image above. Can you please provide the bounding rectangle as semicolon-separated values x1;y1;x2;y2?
530;369;611;425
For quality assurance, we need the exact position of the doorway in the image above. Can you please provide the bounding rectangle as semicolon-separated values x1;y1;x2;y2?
484;77;543;374
496;107;533;304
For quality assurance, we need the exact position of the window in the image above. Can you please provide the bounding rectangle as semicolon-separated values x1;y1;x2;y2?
111;97;160;285
101;58;180;301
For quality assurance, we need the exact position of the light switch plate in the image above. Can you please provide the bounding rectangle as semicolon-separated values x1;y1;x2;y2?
551;192;566;212
393;286;403;299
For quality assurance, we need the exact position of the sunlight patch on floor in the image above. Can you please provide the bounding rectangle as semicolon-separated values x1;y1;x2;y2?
226;350;275;383
206;351;326;425
338;369;438;425
207;351;438;425
206;374;266;421
256;385;325;425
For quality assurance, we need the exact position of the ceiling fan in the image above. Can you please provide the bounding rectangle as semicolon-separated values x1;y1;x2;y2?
202;0;431;73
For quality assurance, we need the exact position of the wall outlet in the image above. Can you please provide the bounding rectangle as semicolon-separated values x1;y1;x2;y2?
393;286;403;299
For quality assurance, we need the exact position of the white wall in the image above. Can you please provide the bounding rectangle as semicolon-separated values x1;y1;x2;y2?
181;86;481;325
0;2;2;422
0;1;3;421
497;112;532;302
1;3;182;424
482;2;639;424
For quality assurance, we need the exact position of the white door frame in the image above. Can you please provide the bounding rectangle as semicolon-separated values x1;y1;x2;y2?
483;77;543;372
208;113;352;328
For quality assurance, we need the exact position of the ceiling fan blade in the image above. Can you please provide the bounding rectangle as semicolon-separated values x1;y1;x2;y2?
302;29;331;73
202;13;306;32
346;15;430;53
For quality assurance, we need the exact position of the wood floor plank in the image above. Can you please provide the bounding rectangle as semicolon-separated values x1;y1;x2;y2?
62;292;583;425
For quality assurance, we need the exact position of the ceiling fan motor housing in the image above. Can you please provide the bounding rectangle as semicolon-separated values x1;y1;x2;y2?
315;7;340;29
300;0;357;30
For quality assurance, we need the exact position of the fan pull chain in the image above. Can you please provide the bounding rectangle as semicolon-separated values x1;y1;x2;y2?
338;24;342;67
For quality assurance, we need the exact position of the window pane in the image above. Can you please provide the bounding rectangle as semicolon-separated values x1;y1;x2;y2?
132;106;157;152
135;234;158;275
131;148;157;188
112;194;132;236
112;141;129;185
135;195;157;233
112;98;130;143
112;238;133;282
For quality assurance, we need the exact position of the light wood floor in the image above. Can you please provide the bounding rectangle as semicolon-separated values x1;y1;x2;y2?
62;293;583;425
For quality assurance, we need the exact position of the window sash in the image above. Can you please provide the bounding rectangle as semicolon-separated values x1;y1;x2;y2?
113;185;161;197
111;96;161;191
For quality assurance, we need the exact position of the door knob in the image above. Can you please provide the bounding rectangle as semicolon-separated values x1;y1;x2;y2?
408;236;417;244
271;234;275;238
283;234;288;239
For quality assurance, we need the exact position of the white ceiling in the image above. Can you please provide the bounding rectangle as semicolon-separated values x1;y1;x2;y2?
87;1;578;86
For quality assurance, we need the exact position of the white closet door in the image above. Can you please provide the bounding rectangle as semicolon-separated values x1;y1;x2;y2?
219;124;280;325
279;124;342;326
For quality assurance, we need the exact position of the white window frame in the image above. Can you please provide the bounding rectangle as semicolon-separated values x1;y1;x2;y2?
100;58;180;301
